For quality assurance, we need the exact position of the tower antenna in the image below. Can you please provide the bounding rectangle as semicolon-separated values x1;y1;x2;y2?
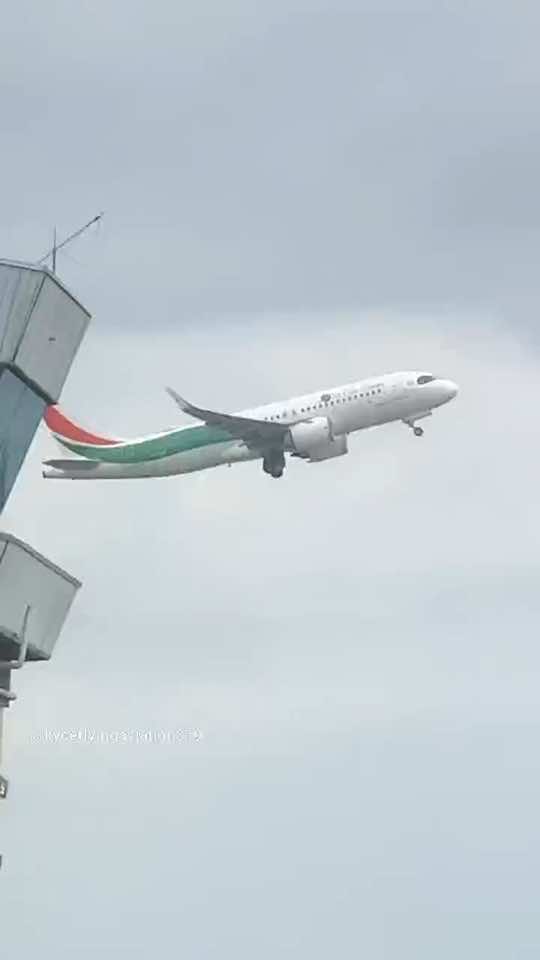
37;212;104;274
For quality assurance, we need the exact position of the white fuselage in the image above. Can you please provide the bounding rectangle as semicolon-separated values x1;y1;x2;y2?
44;370;458;480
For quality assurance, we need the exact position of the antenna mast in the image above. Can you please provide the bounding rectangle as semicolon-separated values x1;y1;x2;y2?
37;212;104;274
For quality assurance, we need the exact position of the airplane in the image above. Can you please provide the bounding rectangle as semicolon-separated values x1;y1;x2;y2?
42;371;458;481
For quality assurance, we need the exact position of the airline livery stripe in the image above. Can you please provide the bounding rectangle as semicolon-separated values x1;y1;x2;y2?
56;424;233;463
45;407;120;446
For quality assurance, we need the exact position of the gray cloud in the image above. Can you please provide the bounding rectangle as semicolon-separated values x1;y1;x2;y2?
2;1;540;320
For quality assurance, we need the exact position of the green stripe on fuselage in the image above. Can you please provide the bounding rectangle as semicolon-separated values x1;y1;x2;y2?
58;424;233;463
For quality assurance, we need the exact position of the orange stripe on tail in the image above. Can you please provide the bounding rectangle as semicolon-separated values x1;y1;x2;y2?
44;406;120;446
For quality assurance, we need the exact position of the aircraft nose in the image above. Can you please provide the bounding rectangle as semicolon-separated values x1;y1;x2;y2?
442;379;459;401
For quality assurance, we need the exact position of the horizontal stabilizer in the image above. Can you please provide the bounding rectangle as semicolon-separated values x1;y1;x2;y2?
43;459;101;473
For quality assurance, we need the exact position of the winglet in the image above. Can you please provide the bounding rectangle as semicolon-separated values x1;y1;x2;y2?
165;386;189;412
165;387;203;420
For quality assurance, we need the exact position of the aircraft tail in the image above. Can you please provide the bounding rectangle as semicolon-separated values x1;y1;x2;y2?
44;406;122;450
42;406;151;479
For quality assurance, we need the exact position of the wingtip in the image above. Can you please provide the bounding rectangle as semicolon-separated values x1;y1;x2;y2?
165;386;188;411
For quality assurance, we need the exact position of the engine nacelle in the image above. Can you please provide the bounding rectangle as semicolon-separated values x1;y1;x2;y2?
308;434;348;462
288;417;332;456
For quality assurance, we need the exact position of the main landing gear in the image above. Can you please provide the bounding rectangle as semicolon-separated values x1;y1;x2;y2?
263;449;286;478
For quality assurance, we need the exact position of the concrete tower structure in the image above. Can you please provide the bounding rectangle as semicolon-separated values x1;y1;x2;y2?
0;260;90;867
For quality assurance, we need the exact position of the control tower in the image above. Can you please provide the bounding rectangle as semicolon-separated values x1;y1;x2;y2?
0;259;90;867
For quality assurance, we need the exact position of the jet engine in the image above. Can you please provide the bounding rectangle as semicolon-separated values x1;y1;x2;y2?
288;419;349;461
288;418;332;456
307;435;348;462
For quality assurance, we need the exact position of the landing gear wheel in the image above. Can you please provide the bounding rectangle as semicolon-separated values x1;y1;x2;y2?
413;426;424;437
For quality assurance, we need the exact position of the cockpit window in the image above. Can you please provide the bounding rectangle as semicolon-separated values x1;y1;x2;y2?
417;374;435;385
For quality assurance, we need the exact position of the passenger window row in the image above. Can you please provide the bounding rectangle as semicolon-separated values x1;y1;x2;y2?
264;387;383;421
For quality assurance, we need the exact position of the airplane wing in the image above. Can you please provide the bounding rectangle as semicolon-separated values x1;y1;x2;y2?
166;387;289;449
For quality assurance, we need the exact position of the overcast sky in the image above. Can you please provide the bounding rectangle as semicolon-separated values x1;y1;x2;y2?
2;1;540;957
